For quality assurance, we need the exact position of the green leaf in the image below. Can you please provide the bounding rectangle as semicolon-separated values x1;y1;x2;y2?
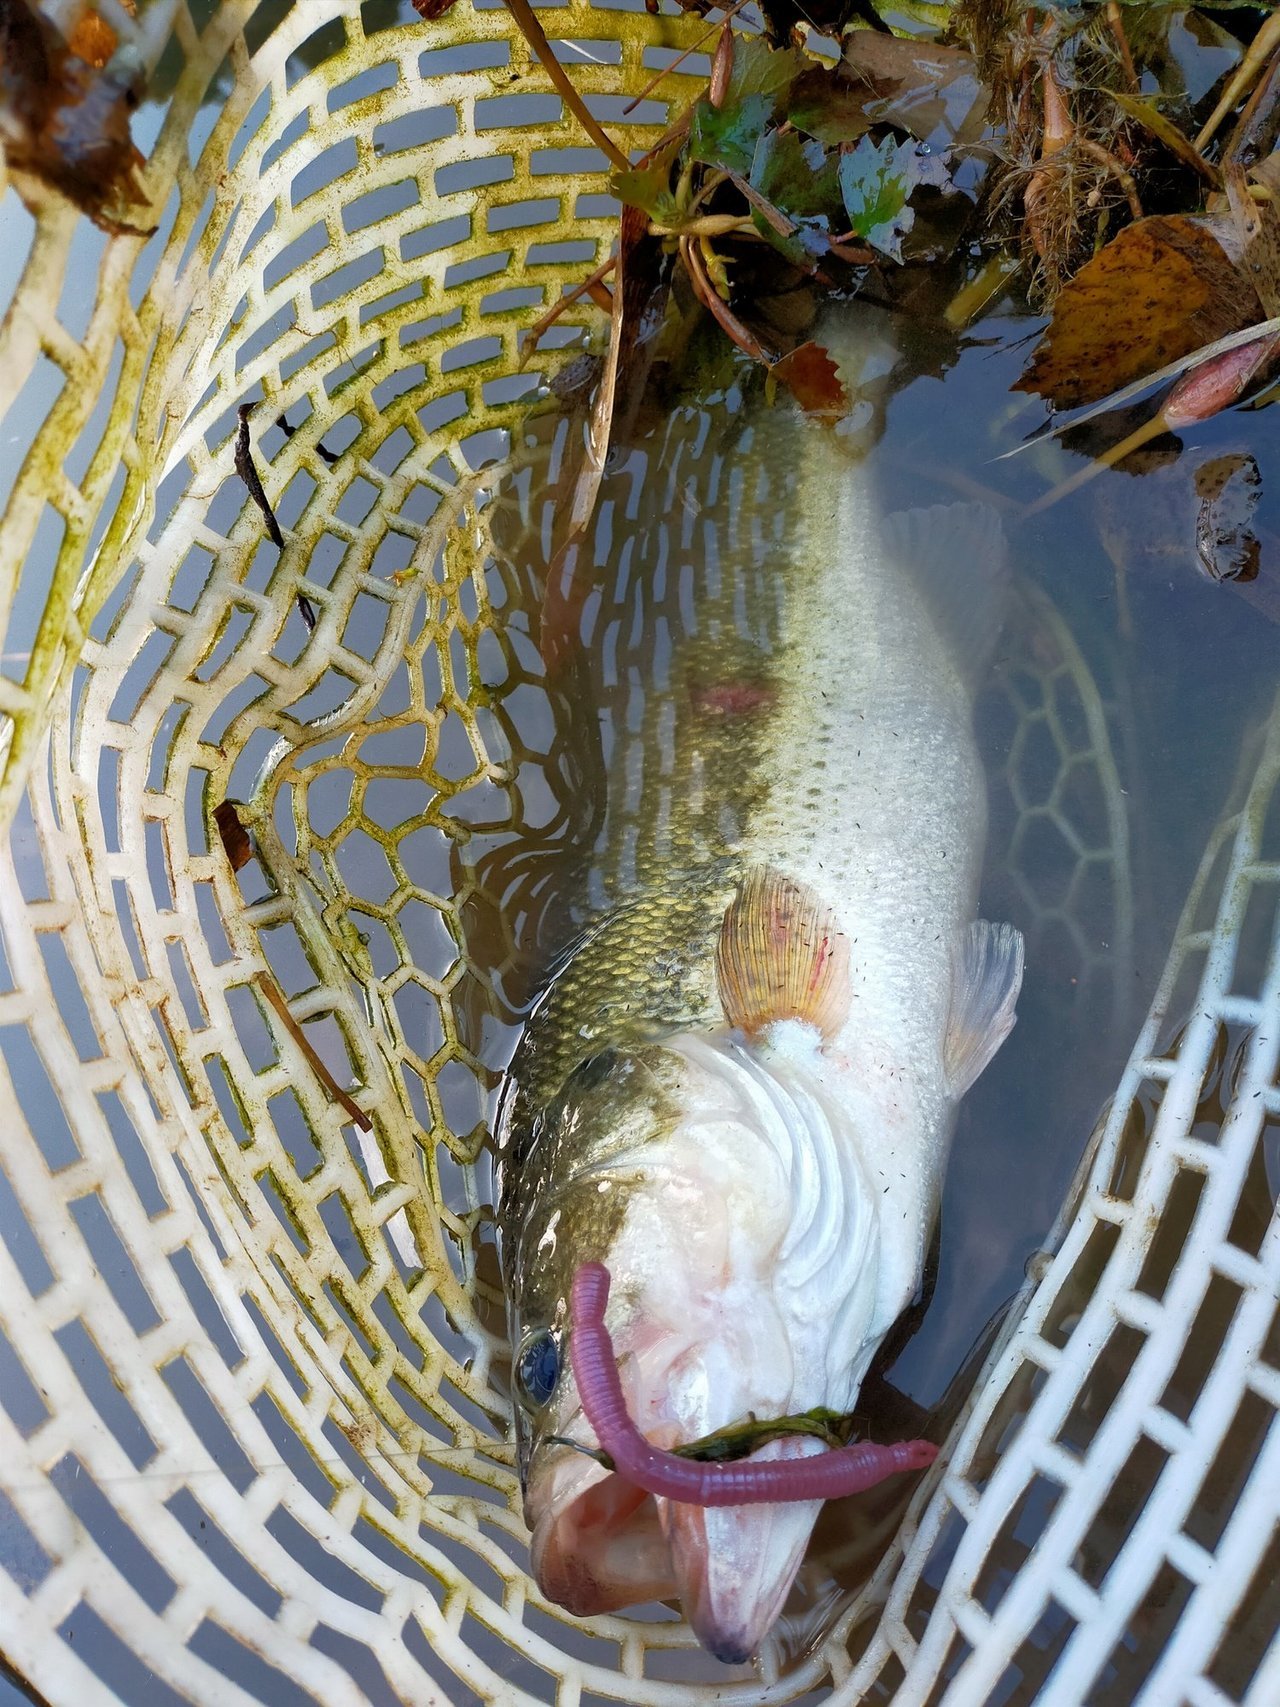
838;133;920;262
748;128;841;267
723;34;807;107
788;69;876;148
611;136;682;226
686;35;807;177
689;91;773;175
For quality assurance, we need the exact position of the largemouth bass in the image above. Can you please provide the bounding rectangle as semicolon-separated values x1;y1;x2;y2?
495;385;1024;1664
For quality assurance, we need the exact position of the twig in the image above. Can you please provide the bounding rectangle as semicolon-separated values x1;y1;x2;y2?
724;165;796;237
213;803;371;1127
502;0;630;171
826;236;879;264
680;232;772;363
1195;11;1280;152
622;0;751;115
1104;2;1138;93
235;405;285;549
518;255;619;363
709;15;734;108
1223;50;1280;173
1076;137;1143;221
238;405;316;628
276;409;339;465
254;972;373;1131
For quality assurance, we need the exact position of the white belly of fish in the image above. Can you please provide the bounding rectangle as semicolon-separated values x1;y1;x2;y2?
742;477;997;1343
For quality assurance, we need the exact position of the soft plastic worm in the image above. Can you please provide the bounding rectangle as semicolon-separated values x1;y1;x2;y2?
569;1262;938;1506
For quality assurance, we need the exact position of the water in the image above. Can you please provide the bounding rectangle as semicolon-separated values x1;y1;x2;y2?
462;279;1279;1667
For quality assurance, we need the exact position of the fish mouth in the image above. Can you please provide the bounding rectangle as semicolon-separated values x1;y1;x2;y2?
527;1436;824;1660
529;1454;676;1616
658;1438;825;1664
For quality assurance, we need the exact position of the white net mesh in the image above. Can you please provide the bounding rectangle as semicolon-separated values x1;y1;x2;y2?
0;0;1276;1701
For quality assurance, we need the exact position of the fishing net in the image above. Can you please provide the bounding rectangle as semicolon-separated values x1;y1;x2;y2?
0;0;1275;1702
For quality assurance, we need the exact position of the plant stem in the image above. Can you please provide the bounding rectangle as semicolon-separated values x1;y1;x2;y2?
502;0;631;171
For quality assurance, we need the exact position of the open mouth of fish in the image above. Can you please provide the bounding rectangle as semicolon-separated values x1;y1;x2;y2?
528;1429;829;1666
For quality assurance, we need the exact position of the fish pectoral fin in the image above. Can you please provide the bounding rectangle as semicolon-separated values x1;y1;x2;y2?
883;502;1008;681
715;867;850;1043
944;920;1025;1099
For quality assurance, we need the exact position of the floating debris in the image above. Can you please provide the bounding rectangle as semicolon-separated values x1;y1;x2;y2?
0;0;153;235
235;403;317;629
1195;451;1262;583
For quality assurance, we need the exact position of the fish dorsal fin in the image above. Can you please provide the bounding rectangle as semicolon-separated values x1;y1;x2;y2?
883;502;1009;680
944;920;1025;1099
716;867;850;1043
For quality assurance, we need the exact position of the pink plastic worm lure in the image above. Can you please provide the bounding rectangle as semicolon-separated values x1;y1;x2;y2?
569;1261;938;1507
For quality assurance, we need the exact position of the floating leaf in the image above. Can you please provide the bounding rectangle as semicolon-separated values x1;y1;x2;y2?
787;71;877;148
1195;452;1261;582
1016;215;1261;409
839;31;988;152
838;133;920;262
770;341;849;422
748;129;841;267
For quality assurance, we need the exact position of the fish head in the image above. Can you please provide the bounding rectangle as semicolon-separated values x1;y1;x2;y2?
507;1031;884;1661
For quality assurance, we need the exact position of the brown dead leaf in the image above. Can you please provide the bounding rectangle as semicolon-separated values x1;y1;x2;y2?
214;801;253;872
0;0;153;235
410;0;462;17
1016;215;1261;409
1225;159;1280;319
67;11;117;68
770;341;849;423
841;32;988;151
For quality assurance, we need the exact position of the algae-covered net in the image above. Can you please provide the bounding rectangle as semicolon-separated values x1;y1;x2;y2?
0;0;1278;1701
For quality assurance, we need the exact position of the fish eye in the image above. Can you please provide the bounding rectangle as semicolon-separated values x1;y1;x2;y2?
515;1329;561;1409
